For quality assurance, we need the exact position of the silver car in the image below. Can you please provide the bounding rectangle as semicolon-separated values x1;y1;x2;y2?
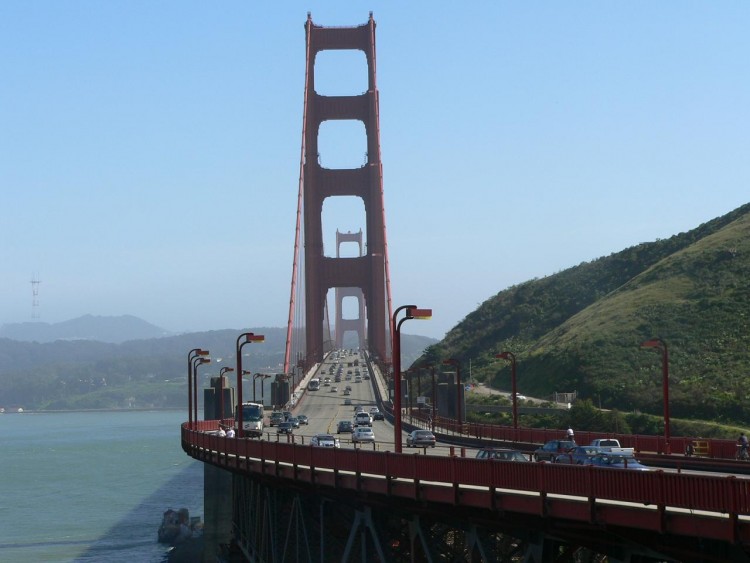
352;427;375;444
310;434;340;448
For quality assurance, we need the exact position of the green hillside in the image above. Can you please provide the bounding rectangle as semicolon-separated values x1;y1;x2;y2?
416;203;750;425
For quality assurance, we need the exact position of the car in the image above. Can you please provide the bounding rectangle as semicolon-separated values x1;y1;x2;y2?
582;453;650;471
345;385;352;391
533;440;577;462
331;386;338;392
354;412;372;427
337;420;354;434
352;427;375;444
475;448;528;462
269;412;284;427
369;407;384;421
554;445;602;465
343;389;351;396
282;411;292;421
355;405;365;413
406;430;436;448
297;414;309;425
277;421;294;435
310;434;340;448
363;375;370;380
288;417;300;428
344;398;352;405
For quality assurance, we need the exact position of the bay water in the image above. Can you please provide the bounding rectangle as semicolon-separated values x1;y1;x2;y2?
0;410;205;562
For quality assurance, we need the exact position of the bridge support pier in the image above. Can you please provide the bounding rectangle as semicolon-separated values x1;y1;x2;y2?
203;463;232;562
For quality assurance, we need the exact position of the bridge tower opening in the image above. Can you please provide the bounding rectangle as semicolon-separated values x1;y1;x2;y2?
285;12;393;371
335;229;366;350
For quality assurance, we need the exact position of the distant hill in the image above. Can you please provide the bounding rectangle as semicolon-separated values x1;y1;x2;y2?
0;314;171;344
417;202;750;425
0;321;436;410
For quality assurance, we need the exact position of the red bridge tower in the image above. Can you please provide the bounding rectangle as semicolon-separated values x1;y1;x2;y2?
286;13;393;370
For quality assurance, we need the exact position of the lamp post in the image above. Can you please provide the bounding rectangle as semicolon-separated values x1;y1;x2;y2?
187;349;209;428
406;368;415;420
495;352;518;429
219;367;234;421
253;372;270;405
188;348;210;428
416;367;423;415
429;365;436;431
641;337;671;454
392;305;432;453
442;358;462;430
235;332;265;438
193;356;211;426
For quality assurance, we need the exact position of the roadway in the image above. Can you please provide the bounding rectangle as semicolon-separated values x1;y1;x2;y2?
289;349;391;446
282;349;476;458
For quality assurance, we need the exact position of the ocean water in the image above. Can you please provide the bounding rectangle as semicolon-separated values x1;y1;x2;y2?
0;411;205;562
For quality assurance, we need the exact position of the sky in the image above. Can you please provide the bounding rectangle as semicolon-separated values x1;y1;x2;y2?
1;2;748;340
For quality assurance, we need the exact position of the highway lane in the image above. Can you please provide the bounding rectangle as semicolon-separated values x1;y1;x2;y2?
281;349;467;456
285;350;389;447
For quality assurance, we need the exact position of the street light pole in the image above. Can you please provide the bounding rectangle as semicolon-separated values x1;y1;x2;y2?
253;372;269;405
495;352;518;429
392;305;432;453
219;367;234;421
416;368;422;415
187;349;209;428
430;365;436;431
193;356;210;426
235;332;265;438
641;337;671;454
442;358;462;430
407;369;415;420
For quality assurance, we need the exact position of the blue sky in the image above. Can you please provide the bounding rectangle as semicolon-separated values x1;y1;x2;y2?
1;2;748;339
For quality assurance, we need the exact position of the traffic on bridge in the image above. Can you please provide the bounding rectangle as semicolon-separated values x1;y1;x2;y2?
179;13;750;563
183;344;750;562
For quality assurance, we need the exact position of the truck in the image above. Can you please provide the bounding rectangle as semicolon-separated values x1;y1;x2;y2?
234;402;265;438
589;438;634;454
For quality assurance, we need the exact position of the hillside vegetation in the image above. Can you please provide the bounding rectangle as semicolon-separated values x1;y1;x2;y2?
417;203;750;425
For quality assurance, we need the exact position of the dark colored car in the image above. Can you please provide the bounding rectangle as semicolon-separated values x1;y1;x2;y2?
476;448;528;462
369;408;384;421
583;453;650;471
297;414;309;425
277;421;294;435
406;430;436;448
337;420;354;434
533;440;577;462
269;412;284;427
554;445;602;465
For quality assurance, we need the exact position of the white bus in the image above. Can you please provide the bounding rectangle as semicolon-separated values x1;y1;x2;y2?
308;378;321;391
234;402;265;438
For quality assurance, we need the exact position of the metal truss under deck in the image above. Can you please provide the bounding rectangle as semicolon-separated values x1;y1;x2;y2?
227;472;748;563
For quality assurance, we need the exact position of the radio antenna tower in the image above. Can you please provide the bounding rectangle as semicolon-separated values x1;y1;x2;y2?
31;273;41;319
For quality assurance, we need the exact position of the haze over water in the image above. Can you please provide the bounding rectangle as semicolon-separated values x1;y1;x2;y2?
0;411;203;562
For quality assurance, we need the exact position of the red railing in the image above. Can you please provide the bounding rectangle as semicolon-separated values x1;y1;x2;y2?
404;411;743;458
182;421;750;529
